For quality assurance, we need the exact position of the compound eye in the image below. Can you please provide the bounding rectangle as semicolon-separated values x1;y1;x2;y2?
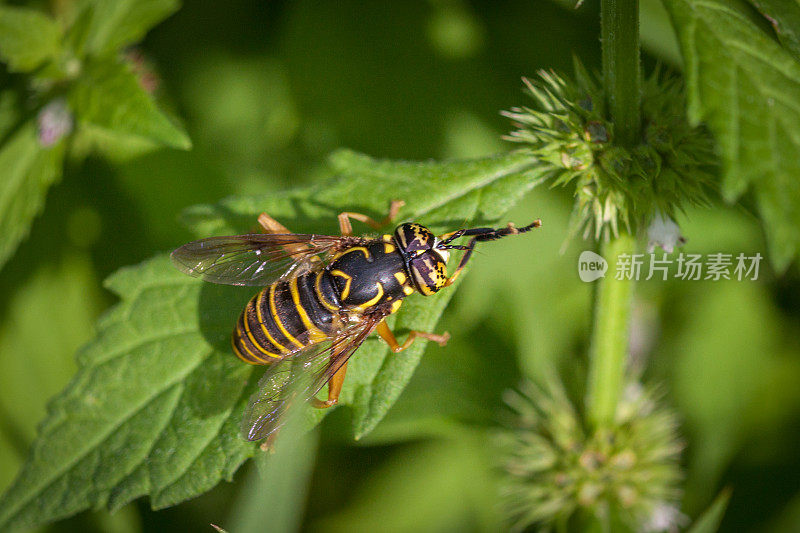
395;223;434;254
410;251;449;296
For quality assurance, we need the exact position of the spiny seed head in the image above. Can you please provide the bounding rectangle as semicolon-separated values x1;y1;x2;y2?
496;380;684;532
504;59;717;241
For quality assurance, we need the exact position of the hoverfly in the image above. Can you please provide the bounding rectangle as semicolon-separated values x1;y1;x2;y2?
171;200;541;442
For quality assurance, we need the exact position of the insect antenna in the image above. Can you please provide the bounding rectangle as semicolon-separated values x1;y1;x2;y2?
437;220;542;248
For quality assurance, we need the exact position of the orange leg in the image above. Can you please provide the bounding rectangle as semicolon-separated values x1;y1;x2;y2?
259;432;279;453
256;212;315;260
338;199;405;236
257;212;292;234
376;320;450;353
311;361;349;408
444;264;467;287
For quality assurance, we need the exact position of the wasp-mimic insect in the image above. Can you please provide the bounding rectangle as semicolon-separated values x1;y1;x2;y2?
171;200;541;442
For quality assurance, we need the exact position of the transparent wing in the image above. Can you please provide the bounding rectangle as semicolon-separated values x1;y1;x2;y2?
170;233;346;286
241;312;387;441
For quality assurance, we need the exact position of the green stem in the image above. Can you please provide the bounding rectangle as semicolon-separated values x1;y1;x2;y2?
601;0;641;147
587;0;641;428
586;234;635;428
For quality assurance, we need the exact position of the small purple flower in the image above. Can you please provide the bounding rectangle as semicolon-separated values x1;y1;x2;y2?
647;210;686;253
37;98;73;147
641;503;687;532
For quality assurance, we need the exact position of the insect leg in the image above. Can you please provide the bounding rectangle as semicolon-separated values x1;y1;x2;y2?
311;361;349;408
257;212;316;260
258;212;292;233
327;360;349;406
443;237;479;287
376;320;450;353
260;432;279;452
338;199;405;236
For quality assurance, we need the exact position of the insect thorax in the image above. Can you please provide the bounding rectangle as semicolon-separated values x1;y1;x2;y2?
327;240;415;311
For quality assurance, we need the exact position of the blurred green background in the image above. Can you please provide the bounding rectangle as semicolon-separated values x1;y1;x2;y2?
2;0;800;531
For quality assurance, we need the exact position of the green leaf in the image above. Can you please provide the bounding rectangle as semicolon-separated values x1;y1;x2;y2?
664;0;800;270
0;120;64;273
0;255;255;530
0;149;544;530
80;0;181;56
0;7;61;73
687;488;732;533
70;119;164;163
748;0;800;60
70;58;191;150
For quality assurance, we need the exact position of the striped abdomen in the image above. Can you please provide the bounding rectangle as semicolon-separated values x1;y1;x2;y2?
232;271;341;364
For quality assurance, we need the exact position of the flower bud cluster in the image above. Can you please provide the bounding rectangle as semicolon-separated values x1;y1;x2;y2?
497;381;684;532
504;61;717;241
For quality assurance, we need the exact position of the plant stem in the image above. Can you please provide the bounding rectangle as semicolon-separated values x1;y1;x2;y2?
601;0;641;147
587;0;641;429
586;234;635;428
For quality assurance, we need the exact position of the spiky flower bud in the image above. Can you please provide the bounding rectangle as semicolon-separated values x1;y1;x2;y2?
504;61;717;241
497;380;684;532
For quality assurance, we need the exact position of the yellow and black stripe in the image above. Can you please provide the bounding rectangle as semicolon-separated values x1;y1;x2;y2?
327;241;411;307
233;239;417;364
232;271;340;364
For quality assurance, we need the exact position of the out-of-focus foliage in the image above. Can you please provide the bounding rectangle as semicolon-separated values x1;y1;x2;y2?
0;0;799;532
0;119;65;282
749;0;800;61
0;0;189;274
664;0;800;271
687;489;731;533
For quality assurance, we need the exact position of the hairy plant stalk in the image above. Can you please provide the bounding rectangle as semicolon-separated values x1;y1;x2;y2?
601;0;641;148
586;233;636;427
587;0;640;428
